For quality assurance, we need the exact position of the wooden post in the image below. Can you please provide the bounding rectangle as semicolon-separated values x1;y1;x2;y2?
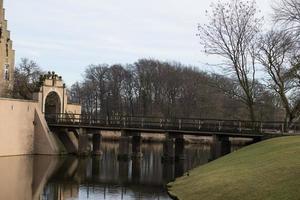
132;134;143;158
118;130;131;161
78;128;89;156
92;156;100;178
175;136;185;161
132;156;141;184
211;135;231;160
119;158;130;183
92;132;102;156
179;119;182;130
162;133;175;162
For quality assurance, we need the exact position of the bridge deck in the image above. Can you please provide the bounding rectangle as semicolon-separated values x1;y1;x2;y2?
44;113;300;139
48;123;263;138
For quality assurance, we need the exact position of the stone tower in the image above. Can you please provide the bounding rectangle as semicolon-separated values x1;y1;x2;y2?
0;0;15;97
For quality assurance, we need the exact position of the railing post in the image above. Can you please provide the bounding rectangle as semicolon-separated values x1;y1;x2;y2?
160;119;163;128
142;118;144;128
218;121;222;131
106;116;109;125
260;122;263;133
198;120;201;130
123;117;126;127
179;119;182;130
130;116;132;126
239;121;242;133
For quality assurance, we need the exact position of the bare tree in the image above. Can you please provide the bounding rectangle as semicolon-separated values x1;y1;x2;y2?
198;0;263;121
273;0;300;31
12;58;44;99
84;64;109;117
257;29;300;128
68;82;82;104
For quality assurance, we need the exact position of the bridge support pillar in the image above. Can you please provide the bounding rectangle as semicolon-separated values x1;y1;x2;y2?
92;156;101;179
251;137;262;144
118;130;131;161
162;160;175;184
119;159;130;184
132;133;143;158
76;157;88;182
132;157;141;184
78;128;89;156
211;135;231;160
162;136;175;162
175;159;185;177
55;128;78;154
92;132;102;156
175;136;185;161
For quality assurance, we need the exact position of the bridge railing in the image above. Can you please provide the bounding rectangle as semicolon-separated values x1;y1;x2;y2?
44;113;300;134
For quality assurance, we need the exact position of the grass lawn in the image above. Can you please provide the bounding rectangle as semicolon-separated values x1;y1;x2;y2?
167;136;300;200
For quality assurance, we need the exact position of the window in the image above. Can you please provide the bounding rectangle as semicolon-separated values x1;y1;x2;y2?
5;42;8;57
4;64;9;81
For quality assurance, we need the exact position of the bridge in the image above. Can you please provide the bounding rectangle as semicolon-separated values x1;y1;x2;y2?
33;73;296;160
46;113;292;136
45;113;296;161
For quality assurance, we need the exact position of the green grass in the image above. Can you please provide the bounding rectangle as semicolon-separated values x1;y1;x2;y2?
167;136;300;200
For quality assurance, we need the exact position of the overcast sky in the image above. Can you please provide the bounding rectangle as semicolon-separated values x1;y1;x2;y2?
5;0;273;86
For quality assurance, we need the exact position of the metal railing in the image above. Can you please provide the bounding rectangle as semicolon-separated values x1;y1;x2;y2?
45;113;300;135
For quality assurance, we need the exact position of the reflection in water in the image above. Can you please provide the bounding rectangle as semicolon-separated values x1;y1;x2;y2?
0;155;61;200
0;142;235;200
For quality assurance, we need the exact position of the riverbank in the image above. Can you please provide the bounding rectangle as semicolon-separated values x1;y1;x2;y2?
167;136;300;200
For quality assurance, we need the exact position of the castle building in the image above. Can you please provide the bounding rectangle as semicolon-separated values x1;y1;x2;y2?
0;0;15;96
0;1;83;157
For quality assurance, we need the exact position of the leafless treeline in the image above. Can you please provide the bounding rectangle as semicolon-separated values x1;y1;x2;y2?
68;59;278;121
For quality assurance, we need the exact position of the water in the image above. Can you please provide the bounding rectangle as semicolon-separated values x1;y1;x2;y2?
0;142;218;200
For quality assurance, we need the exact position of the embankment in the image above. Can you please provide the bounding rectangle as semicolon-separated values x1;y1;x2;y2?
168;136;300;200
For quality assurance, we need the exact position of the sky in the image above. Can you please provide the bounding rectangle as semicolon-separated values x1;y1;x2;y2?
5;0;273;86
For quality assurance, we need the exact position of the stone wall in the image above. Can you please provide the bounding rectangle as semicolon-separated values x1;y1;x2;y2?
66;103;81;114
0;98;64;156
0;98;37;156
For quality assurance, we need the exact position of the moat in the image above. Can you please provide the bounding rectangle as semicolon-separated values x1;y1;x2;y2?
0;141;240;200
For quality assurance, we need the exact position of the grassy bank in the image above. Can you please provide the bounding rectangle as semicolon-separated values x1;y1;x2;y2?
168;136;300;200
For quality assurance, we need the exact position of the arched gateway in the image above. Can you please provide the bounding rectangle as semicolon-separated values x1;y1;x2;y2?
44;91;61;121
45;91;61;114
33;72;81;118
